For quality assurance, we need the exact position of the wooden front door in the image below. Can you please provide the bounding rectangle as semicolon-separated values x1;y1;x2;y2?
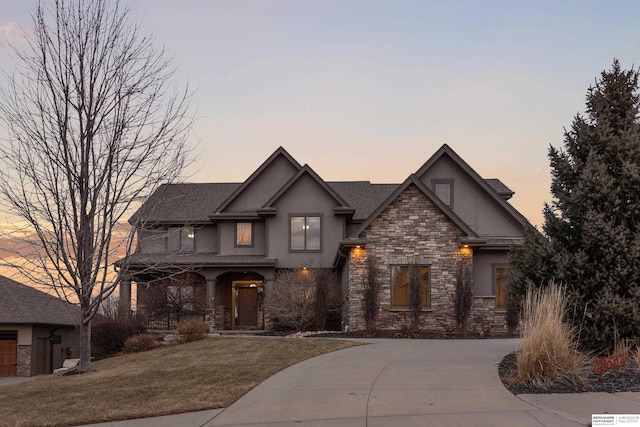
0;339;17;377
236;288;258;328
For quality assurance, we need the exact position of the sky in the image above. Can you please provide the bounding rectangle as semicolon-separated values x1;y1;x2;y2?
2;0;640;229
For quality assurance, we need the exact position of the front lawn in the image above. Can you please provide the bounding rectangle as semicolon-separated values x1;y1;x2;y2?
0;337;359;427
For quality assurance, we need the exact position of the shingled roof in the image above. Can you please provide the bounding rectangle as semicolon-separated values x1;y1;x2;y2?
131;183;241;224
132;180;398;224
327;181;398;221
0;275;80;326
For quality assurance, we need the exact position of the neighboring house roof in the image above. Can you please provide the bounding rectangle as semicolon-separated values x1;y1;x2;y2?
415;144;529;227
0;275;80;326
131;183;241;224
352;174;480;239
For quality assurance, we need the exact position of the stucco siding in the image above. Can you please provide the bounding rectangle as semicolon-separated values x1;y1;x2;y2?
225;155;299;212
269;174;345;268
137;229;166;253
218;221;266;255
418;155;523;237
472;250;509;296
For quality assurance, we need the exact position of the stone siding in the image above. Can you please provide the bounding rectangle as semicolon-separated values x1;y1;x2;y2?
347;184;463;332
346;184;509;333
470;297;508;333
16;345;31;377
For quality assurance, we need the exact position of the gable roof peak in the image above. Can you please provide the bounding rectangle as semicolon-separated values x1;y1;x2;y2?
263;162;351;209
353;173;478;238
213;146;303;213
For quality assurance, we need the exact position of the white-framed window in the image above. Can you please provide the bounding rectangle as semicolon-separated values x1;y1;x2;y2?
391;265;431;309
167;226;195;252
236;222;253;246
290;215;321;251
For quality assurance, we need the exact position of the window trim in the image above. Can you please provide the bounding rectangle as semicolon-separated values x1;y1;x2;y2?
289;214;322;252
492;264;509;311
390;264;431;310
431;178;454;208
166;226;195;253
235;222;254;247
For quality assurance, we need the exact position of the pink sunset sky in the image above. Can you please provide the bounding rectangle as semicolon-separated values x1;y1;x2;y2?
2;0;640;231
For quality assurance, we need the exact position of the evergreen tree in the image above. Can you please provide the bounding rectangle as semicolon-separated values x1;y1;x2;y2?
510;60;640;351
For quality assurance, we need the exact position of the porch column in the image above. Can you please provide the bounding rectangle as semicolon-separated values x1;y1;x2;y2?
119;278;132;314
205;278;216;330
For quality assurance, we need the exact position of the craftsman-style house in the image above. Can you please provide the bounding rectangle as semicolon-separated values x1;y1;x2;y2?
120;145;527;332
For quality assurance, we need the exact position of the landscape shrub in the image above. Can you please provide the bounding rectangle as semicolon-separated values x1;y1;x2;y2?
454;257;473;331
92;297;143;358
514;282;590;388
123;334;158;353
176;318;210;342
265;268;341;331
363;255;380;336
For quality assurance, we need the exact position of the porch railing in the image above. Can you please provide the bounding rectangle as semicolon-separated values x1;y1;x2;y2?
141;311;206;330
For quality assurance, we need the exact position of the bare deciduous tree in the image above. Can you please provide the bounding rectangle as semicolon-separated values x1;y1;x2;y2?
0;0;191;372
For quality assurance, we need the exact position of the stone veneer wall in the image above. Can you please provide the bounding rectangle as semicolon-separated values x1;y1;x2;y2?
16;345;31;377
346;184;464;332
469;297;508;333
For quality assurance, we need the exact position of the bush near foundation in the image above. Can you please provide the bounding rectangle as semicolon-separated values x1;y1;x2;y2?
176;318;210;342
266;268;341;331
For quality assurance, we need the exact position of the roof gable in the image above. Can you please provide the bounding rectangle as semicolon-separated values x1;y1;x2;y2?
264;165;353;212
352;175;478;238
415;144;528;227
215;147;302;213
0;275;80;326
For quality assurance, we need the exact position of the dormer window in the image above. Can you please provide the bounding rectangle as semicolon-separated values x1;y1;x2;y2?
167;226;194;252
432;179;454;207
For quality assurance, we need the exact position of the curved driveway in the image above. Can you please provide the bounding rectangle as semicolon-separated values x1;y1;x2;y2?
208;338;585;427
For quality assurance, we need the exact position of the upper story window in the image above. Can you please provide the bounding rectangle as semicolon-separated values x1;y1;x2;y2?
432;179;454;207
236;222;253;246
167;226;194;252
391;265;431;309
290;215;321;251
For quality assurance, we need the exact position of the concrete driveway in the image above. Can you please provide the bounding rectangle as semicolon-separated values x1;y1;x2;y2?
207;338;585;427
17;338;640;427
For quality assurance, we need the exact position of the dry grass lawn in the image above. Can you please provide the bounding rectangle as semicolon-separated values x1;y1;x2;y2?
0;336;360;427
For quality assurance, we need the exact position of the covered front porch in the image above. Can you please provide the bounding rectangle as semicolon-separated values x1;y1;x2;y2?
121;263;275;331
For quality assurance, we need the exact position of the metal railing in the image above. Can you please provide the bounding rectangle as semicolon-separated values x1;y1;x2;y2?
141;311;206;330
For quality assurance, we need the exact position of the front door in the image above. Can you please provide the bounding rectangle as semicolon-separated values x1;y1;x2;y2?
236;287;258;328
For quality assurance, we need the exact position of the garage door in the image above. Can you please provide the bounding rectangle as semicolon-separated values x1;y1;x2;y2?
0;332;17;376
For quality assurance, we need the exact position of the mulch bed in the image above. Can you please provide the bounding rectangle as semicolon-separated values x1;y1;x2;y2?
498;352;640;394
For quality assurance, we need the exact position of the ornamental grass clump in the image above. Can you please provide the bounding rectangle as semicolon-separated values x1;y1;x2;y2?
514;282;590;388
